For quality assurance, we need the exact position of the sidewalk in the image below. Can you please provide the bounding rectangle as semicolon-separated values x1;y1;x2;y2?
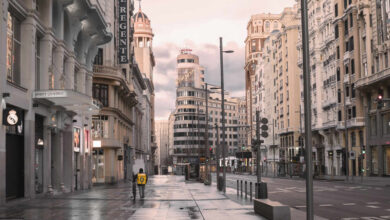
0;175;329;220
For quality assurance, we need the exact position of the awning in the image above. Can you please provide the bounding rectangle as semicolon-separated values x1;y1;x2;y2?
33;90;100;114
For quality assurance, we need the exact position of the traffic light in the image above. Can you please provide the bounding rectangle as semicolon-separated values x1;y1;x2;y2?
261;118;269;138
377;92;384;109
209;147;213;155
361;145;366;159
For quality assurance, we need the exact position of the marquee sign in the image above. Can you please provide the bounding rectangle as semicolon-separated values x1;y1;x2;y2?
118;0;128;64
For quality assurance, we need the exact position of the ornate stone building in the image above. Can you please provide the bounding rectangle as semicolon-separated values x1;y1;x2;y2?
0;0;111;203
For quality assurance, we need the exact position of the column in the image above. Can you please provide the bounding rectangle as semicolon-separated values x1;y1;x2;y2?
20;15;37;199
76;69;86;94
43;123;52;194
53;46;64;89
62;125;73;192
0;0;9;205
39;34;53;90
85;73;93;96
64;56;75;90
51;112;64;191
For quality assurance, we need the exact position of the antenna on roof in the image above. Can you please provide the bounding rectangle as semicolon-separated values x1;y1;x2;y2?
137;0;142;10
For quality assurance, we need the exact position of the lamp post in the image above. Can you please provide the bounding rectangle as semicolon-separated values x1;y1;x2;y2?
300;0;314;218
219;37;234;194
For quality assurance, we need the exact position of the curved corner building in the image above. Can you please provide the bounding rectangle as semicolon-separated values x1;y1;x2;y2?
173;49;206;175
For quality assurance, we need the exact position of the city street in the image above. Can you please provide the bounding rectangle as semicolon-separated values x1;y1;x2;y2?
213;173;390;220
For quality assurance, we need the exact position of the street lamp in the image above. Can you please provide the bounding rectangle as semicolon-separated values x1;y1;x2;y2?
219;37;234;194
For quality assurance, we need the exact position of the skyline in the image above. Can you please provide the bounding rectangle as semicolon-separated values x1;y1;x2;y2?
140;0;296;120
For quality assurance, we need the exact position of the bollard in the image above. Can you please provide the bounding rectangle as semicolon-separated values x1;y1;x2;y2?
240;180;243;196
250;182;252;200
237;180;239;196
245;181;247;198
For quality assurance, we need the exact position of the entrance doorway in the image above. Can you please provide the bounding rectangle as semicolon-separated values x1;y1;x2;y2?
92;149;105;183
5;107;25;200
35;115;44;194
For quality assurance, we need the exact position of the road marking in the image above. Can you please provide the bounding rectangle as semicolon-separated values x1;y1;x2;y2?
366;205;380;209
367;202;380;205
386;209;390;212
319;204;333;207
295;205;306;208
340;218;359;220
343;203;356;206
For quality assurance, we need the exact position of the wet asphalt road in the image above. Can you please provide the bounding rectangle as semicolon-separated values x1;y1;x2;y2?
213;173;390;220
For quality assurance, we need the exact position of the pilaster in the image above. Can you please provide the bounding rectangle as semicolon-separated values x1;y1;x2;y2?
53;46;65;89
64;56;75;90
0;0;9;206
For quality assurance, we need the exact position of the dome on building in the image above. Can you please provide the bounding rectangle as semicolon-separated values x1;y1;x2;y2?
133;9;149;23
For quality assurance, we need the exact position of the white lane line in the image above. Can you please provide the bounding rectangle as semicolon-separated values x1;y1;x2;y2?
342;203;356;206
367;202;380;205
386;209;390;211
319;204;334;207
295;205;306;208
366;205;380;208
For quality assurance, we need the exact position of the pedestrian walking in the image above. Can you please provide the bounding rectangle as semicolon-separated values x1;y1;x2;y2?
132;172;137;201
136;168;147;198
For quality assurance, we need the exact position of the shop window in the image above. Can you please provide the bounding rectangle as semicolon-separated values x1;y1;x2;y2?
6;11;21;85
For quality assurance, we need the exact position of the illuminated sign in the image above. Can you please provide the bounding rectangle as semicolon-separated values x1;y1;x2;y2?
2;108;22;126
118;0;128;64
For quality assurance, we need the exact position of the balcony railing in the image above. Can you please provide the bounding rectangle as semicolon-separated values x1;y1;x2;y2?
355;67;390;89
336;117;365;129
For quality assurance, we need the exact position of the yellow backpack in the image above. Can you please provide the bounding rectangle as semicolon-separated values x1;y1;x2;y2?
137;173;147;185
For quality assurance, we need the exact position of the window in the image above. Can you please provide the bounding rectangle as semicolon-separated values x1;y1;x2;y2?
352;106;356;118
351;59;355;74
335;24;339;39
337;68;341;81
338;110;342;121
344;0;347;9
337;46;340;59
335;4;338;17
349;37;354;51
346;86;350;97
344;20;348;35
386;53;389;68
351;83;355;98
349;13;353;27
6;11;21;85
338;89;341;103
351;132;356;147
94;48;103;65
92;115;109;138
93;84;109;107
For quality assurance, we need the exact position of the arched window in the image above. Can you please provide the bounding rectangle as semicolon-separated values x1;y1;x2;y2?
265;21;270;31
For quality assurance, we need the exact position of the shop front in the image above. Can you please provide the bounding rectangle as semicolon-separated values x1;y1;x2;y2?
3;106;24;200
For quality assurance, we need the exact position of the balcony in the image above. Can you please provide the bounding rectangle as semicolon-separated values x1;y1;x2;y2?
343;51;351;63
93;65;127;83
336;117;365;130
355;67;390;89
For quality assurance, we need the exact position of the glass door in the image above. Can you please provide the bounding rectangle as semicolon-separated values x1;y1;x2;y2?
92;149;105;183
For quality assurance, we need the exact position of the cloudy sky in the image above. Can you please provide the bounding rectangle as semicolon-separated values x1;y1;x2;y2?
140;0;295;120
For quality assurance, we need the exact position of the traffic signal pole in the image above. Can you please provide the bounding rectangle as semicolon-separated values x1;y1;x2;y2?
256;111;261;184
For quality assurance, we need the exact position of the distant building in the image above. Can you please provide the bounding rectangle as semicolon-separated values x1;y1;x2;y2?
155;120;169;174
172;49;243;174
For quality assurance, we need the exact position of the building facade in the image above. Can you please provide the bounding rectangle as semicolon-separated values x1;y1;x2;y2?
244;13;281;150
356;0;389;177
0;0;111;203
155;120;170;174
91;0;139;184
132;4;157;175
